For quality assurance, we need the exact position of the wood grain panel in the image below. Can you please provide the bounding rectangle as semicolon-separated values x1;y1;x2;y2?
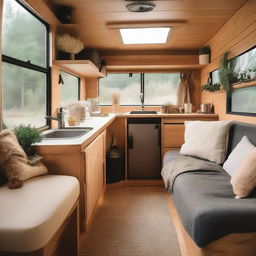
201;0;256;124
85;132;105;226
46;0;246;52
163;124;185;148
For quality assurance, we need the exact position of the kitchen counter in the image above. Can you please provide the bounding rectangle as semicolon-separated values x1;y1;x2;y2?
34;113;218;150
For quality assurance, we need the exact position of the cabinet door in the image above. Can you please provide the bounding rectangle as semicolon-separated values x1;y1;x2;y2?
85;131;105;226
163;124;185;148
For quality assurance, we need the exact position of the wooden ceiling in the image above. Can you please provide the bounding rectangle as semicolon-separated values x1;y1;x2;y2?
46;0;247;53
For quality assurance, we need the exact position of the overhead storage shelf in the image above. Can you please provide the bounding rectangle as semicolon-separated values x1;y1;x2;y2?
53;60;106;78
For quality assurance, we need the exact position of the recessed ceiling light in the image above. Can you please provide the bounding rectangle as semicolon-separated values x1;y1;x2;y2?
120;27;171;45
126;2;156;12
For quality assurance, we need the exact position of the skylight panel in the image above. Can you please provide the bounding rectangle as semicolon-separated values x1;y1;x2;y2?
120;27;171;45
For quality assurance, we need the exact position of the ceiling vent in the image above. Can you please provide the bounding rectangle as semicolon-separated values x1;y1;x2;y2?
126;2;156;12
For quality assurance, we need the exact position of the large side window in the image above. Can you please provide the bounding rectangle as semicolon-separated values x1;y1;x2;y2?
59;71;80;106
99;73;180;106
2;0;49;129
227;46;256;116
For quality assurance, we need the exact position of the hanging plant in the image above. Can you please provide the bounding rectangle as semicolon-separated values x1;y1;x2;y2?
218;52;239;95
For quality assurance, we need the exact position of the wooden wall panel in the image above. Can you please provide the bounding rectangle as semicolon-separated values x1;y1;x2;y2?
86;78;99;99
80;77;86;100
200;0;256;124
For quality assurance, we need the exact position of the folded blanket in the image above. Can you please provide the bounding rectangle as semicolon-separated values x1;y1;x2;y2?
161;154;224;193
0;130;48;189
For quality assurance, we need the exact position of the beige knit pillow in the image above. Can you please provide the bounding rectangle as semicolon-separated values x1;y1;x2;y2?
231;149;256;199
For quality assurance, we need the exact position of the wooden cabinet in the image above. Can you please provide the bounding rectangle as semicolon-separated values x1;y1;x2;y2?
35;131;106;232
161;115;219;158
84;131;106;227
163;124;185;148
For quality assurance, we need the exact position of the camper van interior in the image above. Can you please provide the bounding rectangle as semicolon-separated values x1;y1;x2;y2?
1;0;256;255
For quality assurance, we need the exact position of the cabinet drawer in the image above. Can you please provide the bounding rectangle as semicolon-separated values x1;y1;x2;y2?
163;124;185;147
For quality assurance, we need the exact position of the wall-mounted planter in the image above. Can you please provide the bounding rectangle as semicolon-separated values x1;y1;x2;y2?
199;54;210;65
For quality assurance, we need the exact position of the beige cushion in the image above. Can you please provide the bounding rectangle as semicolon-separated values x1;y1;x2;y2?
223;136;255;176
231;149;256;199
180;120;232;164
0;175;79;252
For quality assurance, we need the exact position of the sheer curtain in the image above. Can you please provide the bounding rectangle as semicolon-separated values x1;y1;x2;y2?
177;72;193;107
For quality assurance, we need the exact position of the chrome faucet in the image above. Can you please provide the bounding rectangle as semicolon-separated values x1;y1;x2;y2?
45;107;65;129
140;93;144;111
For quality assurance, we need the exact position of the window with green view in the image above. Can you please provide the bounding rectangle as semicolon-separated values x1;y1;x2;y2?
2;0;49;129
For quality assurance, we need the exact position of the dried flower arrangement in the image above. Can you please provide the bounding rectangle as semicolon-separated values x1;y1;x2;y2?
111;91;121;105
56;33;84;59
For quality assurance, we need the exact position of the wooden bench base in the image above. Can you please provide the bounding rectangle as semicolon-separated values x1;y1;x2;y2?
166;194;256;256
0;201;79;256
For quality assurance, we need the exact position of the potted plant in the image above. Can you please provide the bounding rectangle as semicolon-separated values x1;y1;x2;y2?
199;45;211;64
13;124;43;156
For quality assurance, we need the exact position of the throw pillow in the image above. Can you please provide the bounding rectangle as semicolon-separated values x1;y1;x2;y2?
180;120;232;164
231;149;256;199
223;136;255;176
0;130;48;189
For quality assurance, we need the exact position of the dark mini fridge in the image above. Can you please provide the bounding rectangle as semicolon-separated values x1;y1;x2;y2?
128;118;161;179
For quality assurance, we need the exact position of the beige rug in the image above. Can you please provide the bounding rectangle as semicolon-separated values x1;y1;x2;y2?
80;185;181;256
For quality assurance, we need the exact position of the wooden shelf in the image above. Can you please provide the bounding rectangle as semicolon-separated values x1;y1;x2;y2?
53;60;106;78
232;80;256;89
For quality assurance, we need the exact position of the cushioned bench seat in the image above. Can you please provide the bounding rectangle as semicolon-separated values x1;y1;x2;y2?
172;170;256;247
0;175;79;253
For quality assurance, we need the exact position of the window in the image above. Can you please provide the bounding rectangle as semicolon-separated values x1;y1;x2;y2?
226;46;256;116
59;71;80;106
229;86;256;114
2;0;49;129
99;74;141;105
144;73;180;105
210;69;220;85
99;73;180;105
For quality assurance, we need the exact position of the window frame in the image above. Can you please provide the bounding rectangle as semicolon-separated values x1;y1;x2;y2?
2;0;51;129
99;72;180;106
59;70;81;105
226;45;256;117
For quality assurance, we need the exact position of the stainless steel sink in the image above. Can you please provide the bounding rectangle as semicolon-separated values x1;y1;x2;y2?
130;111;158;114
43;127;93;139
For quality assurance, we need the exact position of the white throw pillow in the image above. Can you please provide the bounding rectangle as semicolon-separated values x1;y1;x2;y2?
223;136;255;177
180;120;232;164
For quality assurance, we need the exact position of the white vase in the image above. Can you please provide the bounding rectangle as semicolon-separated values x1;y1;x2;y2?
199;54;210;65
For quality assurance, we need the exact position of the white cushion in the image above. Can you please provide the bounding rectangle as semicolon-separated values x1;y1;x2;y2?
180;120;232;164
223;136;255;177
0;175;79;253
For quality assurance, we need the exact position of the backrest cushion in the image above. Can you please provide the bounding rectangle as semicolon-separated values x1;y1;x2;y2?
227;122;256;155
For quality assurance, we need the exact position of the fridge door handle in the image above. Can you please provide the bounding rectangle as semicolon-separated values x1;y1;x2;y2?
128;134;133;149
155;124;161;146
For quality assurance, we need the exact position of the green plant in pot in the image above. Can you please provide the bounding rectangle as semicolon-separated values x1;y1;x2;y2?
199;45;211;64
13;124;43;156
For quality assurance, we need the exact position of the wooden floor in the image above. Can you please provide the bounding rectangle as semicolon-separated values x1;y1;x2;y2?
80;184;181;256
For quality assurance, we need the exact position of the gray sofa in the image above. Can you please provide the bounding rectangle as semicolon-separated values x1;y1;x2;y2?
163;122;256;248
